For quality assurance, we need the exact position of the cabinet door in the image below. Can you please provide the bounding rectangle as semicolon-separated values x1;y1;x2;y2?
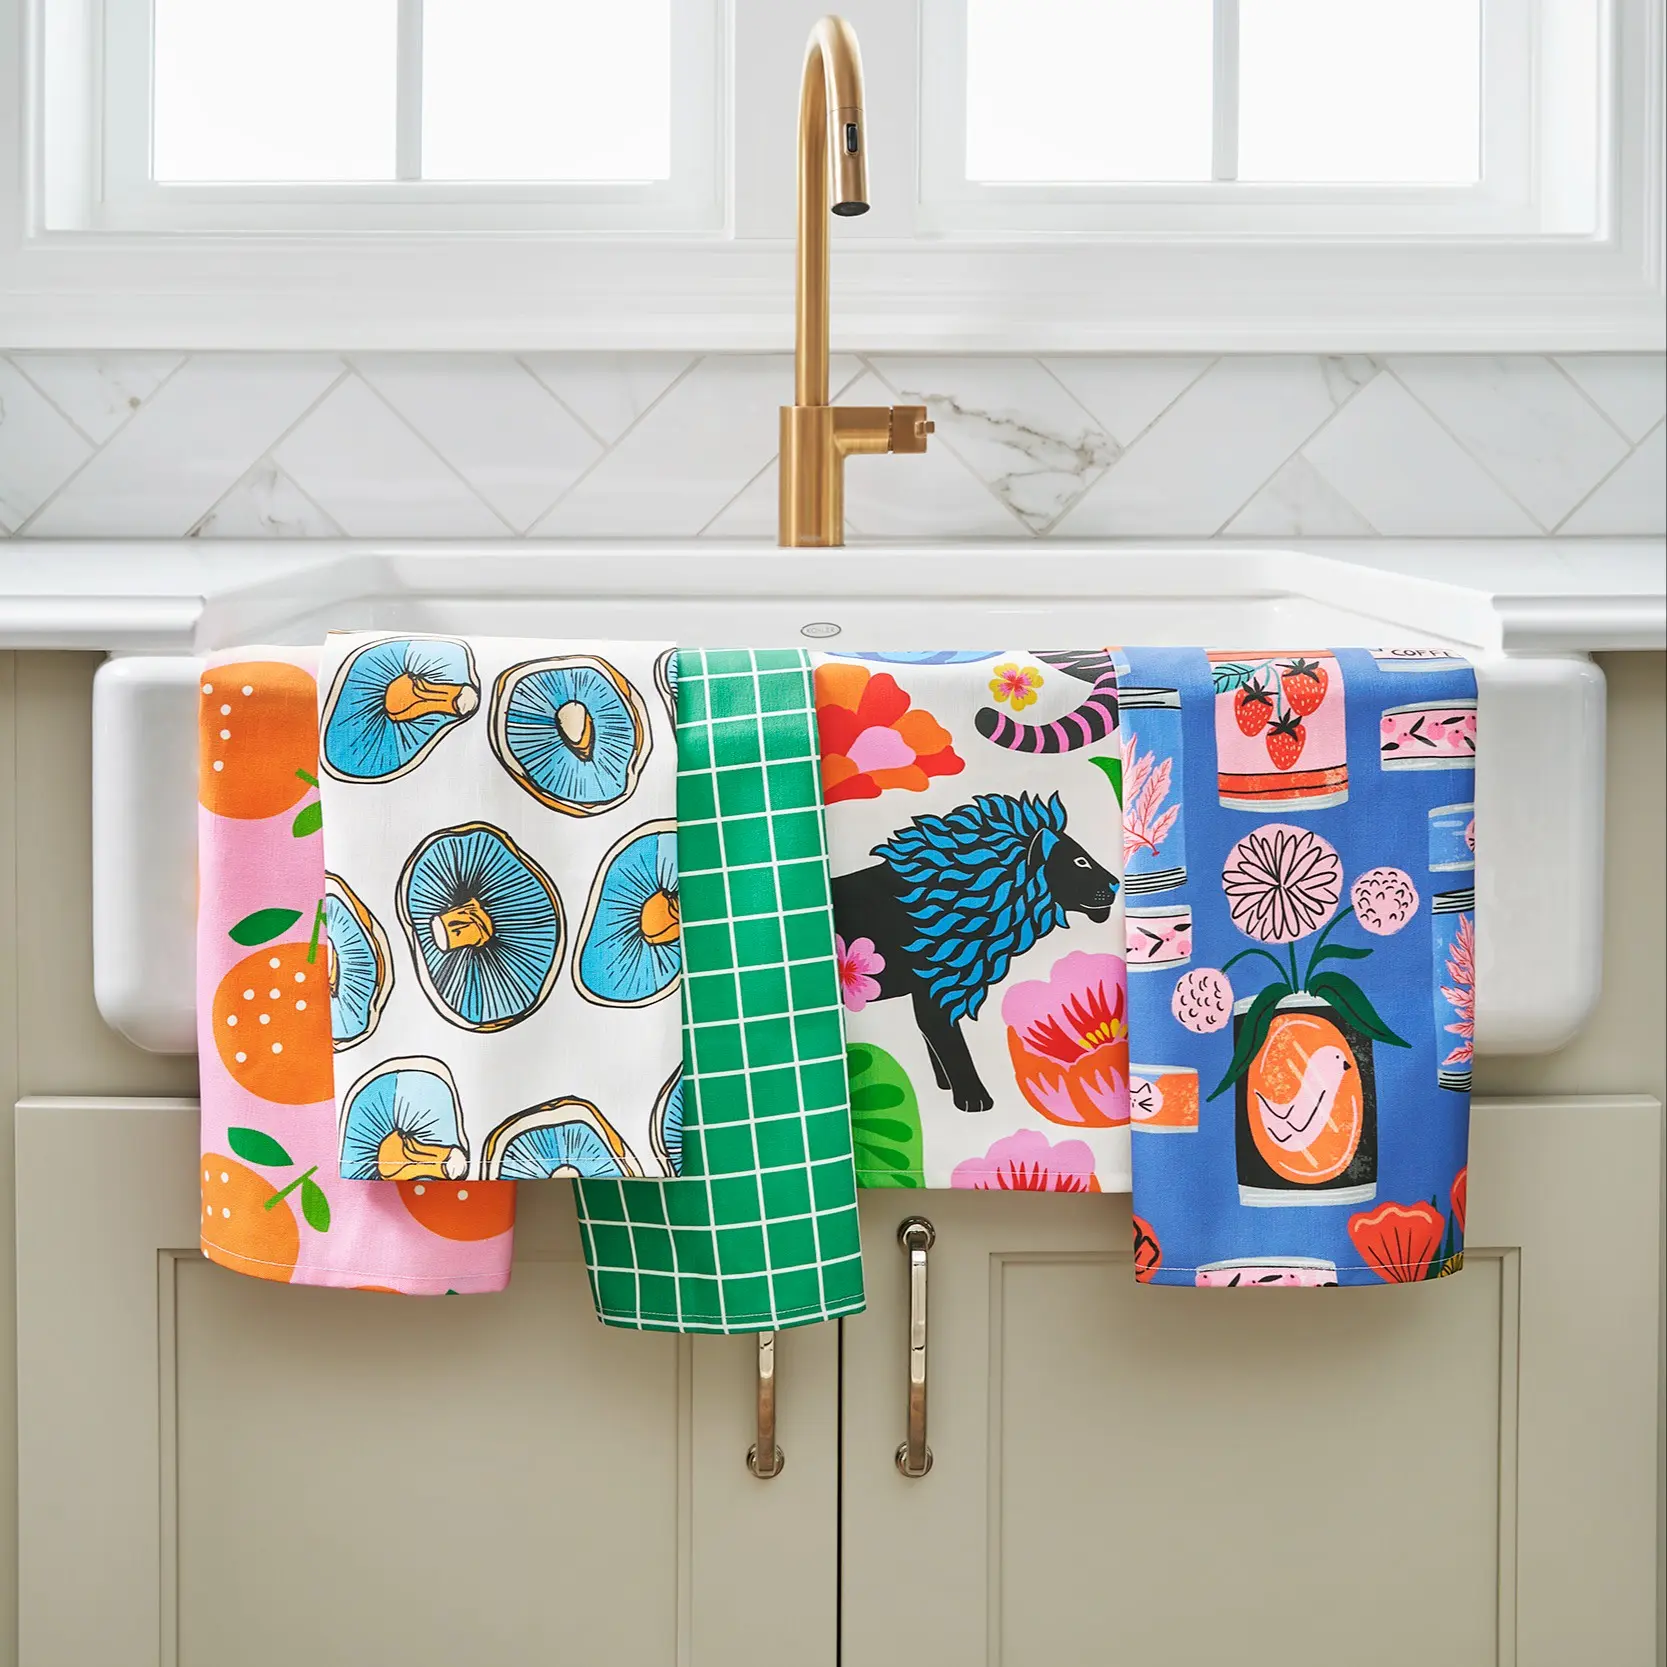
16;1098;836;1667
840;1097;1661;1667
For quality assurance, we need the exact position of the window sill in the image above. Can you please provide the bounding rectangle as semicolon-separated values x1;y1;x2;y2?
0;233;1662;353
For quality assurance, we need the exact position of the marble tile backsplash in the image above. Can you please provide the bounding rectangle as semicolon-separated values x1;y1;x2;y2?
0;351;1661;540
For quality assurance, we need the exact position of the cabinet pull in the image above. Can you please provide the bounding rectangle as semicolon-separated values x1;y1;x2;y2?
746;1330;785;1479
895;1216;935;1478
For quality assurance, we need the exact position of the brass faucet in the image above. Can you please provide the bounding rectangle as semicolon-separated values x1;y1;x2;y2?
779;16;932;548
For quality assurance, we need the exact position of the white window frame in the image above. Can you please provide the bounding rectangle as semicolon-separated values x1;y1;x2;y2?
82;0;726;232
920;0;1543;237
0;0;1661;351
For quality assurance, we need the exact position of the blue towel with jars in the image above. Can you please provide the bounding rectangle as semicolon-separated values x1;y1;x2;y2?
1119;647;1475;1288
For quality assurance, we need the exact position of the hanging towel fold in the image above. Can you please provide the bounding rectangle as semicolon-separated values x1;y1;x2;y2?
1120;647;1475;1287
314;635;682;1185
814;651;1130;1192
575;649;866;1332
197;648;516;1293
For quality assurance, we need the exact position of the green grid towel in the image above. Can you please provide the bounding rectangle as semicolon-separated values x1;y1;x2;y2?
574;650;866;1332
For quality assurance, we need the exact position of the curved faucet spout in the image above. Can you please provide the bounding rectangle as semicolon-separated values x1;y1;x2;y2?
781;16;932;547
796;16;868;408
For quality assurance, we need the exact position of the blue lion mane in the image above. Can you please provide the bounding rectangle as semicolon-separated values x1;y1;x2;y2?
872;791;1070;1024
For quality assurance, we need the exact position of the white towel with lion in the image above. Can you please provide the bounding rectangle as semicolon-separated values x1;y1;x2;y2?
813;651;1129;1192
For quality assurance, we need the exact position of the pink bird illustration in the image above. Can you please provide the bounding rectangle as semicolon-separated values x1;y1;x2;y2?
1253;1045;1352;1152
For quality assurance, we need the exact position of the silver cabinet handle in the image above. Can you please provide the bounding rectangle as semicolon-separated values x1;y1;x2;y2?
895;1216;935;1478
746;1331;785;1479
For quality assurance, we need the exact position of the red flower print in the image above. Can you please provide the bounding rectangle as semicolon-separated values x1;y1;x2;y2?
1132;1215;1162;1282
1000;952;1130;1127
950;1128;1101;1193
1441;913;1476;1069
835;934;885;1013
1450;1168;1467;1234
1348;1200;1446;1283
813;662;964;803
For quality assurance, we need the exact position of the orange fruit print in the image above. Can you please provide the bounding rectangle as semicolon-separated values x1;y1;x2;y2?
1246;1011;1363;1185
398;1179;517;1242
211;943;334;1105
201;1156;301;1282
200;661;319;819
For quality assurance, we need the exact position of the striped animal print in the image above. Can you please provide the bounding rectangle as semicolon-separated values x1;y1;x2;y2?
975;652;1121;753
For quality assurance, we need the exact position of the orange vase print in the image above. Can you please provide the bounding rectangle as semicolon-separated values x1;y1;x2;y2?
1235;996;1377;1206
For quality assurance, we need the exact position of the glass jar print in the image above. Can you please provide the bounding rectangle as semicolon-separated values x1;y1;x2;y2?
1208;651;1348;812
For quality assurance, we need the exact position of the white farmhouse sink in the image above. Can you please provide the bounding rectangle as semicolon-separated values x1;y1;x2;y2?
14;537;1649;1061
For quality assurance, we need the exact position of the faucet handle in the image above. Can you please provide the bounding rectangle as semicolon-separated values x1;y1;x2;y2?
891;405;934;454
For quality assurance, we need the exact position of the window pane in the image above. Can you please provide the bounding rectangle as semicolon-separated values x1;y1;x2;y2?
153;0;396;181
422;0;671;181
1239;0;1481;183
966;0;1213;182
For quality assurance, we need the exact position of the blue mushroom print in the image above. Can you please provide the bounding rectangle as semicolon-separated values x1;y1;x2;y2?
339;1056;468;1181
324;873;393;1050
574;819;681;1008
490;654;651;816
650;1068;683;1176
397;822;564;1032
320;636;479;783
481;1098;642;1181
654;648;677;729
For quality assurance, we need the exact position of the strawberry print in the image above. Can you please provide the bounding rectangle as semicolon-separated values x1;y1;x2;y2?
1279;657;1328;717
1265;713;1306;770
1233;681;1275;736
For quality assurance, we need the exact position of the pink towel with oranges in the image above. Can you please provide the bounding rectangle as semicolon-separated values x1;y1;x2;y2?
197;647;516;1293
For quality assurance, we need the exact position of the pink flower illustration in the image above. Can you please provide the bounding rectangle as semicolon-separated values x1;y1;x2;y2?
988;662;1044;710
1221;824;1342;944
1351;866;1420;936
1000;946;1133;1126
1441;913;1476;1068
1001;951;1130;1126
835;935;885;1014
1172;967;1233;1033
1121;726;1180;863
951;1127;1101;1193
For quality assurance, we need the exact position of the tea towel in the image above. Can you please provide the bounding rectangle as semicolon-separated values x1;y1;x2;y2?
315;635;682;1184
1121;647;1475;1287
575;649;866;1332
197;647;516;1292
814;651;1129;1192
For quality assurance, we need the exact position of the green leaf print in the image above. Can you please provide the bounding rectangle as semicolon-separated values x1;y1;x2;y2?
1309;971;1411;1049
228;1126;294;1168
1088;755;1123;808
291;800;323;839
300;1175;332;1233
228;907;302;947
846;1043;924;1189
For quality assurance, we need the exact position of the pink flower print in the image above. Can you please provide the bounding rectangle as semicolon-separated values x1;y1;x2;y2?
1351;867;1420;936
1172;967;1233;1033
1441;913;1476;1068
1221;824;1342;944
951;1127;1101;1193
1122;726;1181;864
988;662;1044;710
1464;817;1476;854
1001;951;1129;1126
835;935;885;1014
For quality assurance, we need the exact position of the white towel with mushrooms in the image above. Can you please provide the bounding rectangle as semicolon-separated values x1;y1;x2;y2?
315;634;682;1185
